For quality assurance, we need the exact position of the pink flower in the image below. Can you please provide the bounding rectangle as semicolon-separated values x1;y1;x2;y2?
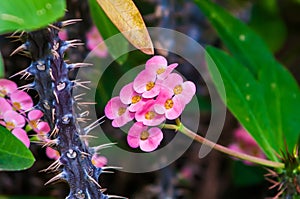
86;26;108;58
10;90;33;111
104;96;134;127
154;88;184;120
2;110;25;130
119;82;147;112
228;126;266;165
162;73;196;105
58;29;68;40
135;100;166;126
11;128;30;148
0;79;17;96
0;97;12;119
46;147;60;160
92;154;107;168
145;55;178;80
28;110;50;134
133;69;162;98
127;122;163;152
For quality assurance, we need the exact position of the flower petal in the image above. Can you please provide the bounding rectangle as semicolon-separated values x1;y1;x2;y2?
140;127;163;152
46;147;60;160
92;154;107;168
4;110;25;129
127;122;146;148
104;97;126;119
133;69;156;94
12;128;30;148
28;109;44;121
10;90;33;111
0;97;12;118
145;55;167;71
120;82;135;105
0;79;17;96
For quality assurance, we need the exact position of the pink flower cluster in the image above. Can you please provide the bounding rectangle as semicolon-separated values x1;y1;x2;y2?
86;26;108;58
105;56;196;152
0;79;50;148
228;126;266;165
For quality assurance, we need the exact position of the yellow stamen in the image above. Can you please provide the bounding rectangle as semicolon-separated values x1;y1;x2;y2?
146;81;155;91
118;107;126;116
131;95;141;104
145;111;155;120
13;102;21;110
173;85;183;95
156;68;165;75
140;131;149;140
6;121;15;130
165;99;174;109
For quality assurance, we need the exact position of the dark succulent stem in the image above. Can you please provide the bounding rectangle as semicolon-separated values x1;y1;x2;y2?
23;24;107;199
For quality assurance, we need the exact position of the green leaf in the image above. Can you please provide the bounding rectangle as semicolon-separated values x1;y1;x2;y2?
0;0;66;34
194;0;275;76
0;126;35;171
196;0;300;154
232;161;265;186
206;47;278;162
249;1;287;52
0;53;4;78
89;0;128;64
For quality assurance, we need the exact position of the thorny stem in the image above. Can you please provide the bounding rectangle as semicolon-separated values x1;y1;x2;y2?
163;119;285;169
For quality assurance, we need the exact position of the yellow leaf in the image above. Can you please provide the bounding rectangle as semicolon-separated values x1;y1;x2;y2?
96;0;154;55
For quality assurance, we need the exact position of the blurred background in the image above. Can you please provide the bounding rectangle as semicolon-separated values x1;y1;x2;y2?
1;0;300;198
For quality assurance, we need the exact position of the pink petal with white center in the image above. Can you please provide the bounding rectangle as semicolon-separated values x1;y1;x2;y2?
127;122;147;148
0;79;17;96
46;147;60;160
135;100;166;126
10;90;33;111
175;81;196;105
153;88;173;114
3;110;25;130
161;73;184;93
158;63;178;80
111;110;134;127
145;56;167;70
105;97;126;119
0;98;12;118
139;127;163;152
28;109;44;121
120;83;136;105
12;128;30;148
165;97;184;120
133;69;156;94
92;154;108;168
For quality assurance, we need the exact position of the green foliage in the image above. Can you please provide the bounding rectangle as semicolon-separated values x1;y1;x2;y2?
0;126;35;171
0;0;66;34
232;161;265;186
88;0;128;64
197;0;300;160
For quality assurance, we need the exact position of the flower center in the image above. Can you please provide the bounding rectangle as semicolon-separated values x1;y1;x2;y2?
13;102;21;110
173;85;183;95
30;120;38;129
140;131;149;140
0;87;7;96
164;99;174;109
156;68;165;75
118;107;126;116
131;95;141;104
145;111;155;120
6;121;15;130
146;81;155;91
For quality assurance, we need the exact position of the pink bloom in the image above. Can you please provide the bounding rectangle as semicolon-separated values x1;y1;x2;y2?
162;73;196;105
119;82;147;112
86;26;108;58
0;97;12;119
92;154;107;168
46;147;60;160
58;29;68;40
105;96;134;127
127;122;163;152
11;128;30;148
228;126;266;165
10;90;33;111
145;56;178;80
135;100;166;126
133;69;161;98
154;88;184;120
2;110;25;130
28;110;50;134
0;79;17;96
